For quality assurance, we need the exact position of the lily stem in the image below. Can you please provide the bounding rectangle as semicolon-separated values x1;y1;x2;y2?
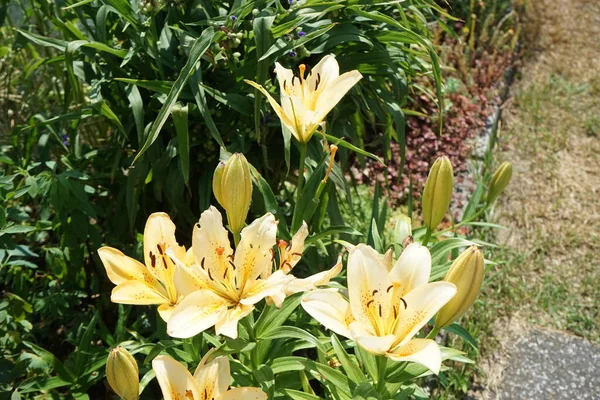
376;355;388;393
292;143;308;229
422;227;433;246
426;326;441;340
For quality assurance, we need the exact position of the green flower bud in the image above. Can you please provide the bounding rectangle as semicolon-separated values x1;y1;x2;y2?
215;154;253;234
212;161;226;207
486;161;512;205
106;347;139;400
435;246;484;328
422;156;454;231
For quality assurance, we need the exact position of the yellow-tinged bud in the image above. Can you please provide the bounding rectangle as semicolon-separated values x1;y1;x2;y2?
216;153;253;234
435;246;484;328
393;214;412;245
486;162;512;205
212;161;226;206
422;156;454;231
106;347;139;400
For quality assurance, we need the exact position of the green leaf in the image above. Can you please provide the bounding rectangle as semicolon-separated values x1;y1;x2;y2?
249;165;290;239
99;0;140;29
74;313;99;376
305;225;363;246
0;225;36;235
172;103;190;184
134;28;215;162
444;323;478;350
22;342;75;382
125;84;145;144
325;134;384;165
260;23;337;62
278;389;321;400
259;326;327;354
429;238;477;266
189;69;225;148
254;294;301;339
330;334;367;385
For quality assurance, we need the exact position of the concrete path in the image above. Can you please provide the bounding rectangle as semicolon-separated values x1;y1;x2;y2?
497;329;600;399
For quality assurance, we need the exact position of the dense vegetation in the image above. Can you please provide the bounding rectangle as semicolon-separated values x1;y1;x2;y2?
1;0;521;398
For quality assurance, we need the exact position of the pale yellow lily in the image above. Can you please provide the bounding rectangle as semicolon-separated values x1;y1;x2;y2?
167;207;293;339
266;222;342;307
245;54;363;143
301;243;457;374
152;352;267;400
98;213;193;322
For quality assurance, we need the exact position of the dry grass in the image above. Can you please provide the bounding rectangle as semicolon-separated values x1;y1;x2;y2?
430;2;600;398
465;0;600;397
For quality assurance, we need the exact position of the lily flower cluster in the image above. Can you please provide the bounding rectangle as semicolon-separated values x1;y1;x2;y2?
98;55;504;399
99;207;341;339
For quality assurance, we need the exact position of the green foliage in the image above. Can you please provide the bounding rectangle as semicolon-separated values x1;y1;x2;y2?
0;0;511;398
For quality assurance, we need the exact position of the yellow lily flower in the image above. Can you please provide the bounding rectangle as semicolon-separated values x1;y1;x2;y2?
301;243;457;374
167;207;293;339
267;222;342;307
152;352;267;400
98;213;192;322
245;54;363;143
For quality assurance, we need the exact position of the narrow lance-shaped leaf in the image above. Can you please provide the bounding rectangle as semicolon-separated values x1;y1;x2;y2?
134;28;216;163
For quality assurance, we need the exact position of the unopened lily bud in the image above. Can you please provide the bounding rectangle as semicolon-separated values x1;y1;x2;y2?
486;162;512;205
435;246;484;328
212;161;226;206
422;156;454;231
393;214;412;245
217;153;253;234
106;347;139;400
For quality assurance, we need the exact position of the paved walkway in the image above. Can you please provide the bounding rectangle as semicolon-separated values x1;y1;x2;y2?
498;330;600;399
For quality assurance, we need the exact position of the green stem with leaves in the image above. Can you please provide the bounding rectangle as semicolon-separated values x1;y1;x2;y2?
292;143;307;230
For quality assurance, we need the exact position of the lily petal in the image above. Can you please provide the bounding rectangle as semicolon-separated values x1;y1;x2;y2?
193;355;230;399
284;256;342;295
234;213;277;292
167;289;229;338
306;54;340;95
241;270;294;306
393;282;456;347
111;280;168;305
389;243;432;297
193;207;235;289
313;70;362;123
349;321;396;355
157;303;176;322
220;387;268;400
98;247;162;289
301;289;353;339
280;222;309;273
215;304;255;339
152;355;203;400
347;244;393;335
244;80;297;136
143;213;181;302
387;339;442;375
274;62;295;96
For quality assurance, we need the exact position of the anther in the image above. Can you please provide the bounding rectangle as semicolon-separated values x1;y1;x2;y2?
400;298;407;309
156;244;164;255
366;299;375;308
149;252;156;268
201;257;206;270
228;260;236;270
